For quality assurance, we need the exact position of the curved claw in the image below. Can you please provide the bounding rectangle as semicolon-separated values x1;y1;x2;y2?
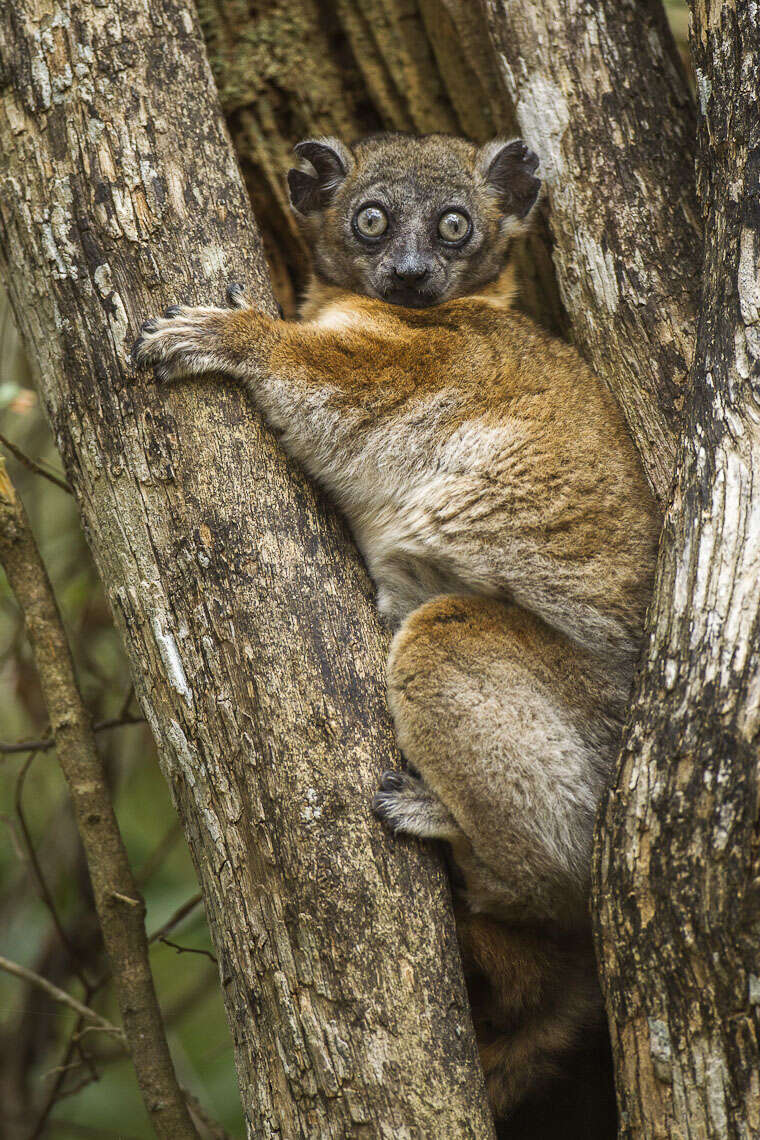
379;770;406;792
226;282;247;308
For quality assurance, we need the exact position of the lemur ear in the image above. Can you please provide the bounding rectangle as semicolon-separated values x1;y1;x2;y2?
288;138;352;215
480;139;541;220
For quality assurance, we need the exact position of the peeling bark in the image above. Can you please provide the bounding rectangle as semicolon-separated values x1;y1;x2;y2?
594;2;760;1135
481;0;701;503
0;2;494;1136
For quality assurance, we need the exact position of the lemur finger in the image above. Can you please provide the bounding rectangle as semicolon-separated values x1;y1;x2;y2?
226;282;248;309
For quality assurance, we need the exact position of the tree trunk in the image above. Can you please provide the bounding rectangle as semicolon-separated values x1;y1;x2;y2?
0;3;494;1137
197;0;567;334
593;4;760;1135
480;0;701;504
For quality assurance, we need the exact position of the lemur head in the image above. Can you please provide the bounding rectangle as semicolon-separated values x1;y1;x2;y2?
287;133;541;308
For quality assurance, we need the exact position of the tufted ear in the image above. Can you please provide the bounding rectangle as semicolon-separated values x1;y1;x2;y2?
479;139;541;220
287;137;352;215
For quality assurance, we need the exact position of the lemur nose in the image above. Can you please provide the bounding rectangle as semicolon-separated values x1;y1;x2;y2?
393;264;429;283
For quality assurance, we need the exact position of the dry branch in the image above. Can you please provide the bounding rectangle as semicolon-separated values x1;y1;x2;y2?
0;713;145;755
0;1;493;1134
0;430;72;492
0;954;122;1038
0;460;198;1139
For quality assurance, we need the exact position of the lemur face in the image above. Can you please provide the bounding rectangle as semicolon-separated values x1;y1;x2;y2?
288;133;541;308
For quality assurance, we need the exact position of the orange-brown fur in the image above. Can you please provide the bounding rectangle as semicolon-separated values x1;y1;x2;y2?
134;132;660;1135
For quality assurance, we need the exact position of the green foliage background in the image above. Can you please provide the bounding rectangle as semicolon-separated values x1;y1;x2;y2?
0;301;243;1136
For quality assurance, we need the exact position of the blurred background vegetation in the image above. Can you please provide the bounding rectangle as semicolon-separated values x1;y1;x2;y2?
1;3;689;1137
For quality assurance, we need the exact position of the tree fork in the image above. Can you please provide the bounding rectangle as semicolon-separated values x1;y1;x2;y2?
0;2;494;1136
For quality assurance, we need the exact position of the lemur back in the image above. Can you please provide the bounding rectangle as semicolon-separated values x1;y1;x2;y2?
135;131;659;1137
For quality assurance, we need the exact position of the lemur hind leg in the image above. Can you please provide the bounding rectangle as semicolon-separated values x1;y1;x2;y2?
377;594;626;927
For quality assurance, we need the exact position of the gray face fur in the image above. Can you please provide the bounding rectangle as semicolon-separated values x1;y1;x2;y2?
288;133;541;308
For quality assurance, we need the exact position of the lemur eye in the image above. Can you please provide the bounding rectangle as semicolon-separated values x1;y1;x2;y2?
354;204;388;239
438;210;471;244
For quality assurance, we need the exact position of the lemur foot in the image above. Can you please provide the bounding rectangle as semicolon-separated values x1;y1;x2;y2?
373;769;461;842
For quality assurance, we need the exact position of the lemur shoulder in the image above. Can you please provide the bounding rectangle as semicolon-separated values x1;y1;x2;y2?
134;131;659;1138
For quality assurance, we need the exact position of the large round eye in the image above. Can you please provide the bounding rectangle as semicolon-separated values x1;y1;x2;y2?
354;204;388;239
438;209;471;244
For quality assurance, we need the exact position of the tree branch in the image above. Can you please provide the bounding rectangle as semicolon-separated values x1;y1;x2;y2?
0;2;493;1134
0;430;72;493
0;713;145;756
0;460;199;1140
0;954;123;1038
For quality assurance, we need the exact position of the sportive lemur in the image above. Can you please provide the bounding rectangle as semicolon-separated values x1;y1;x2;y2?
134;132;660;1137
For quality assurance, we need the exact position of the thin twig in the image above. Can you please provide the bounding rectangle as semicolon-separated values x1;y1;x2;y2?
0;430;71;493
149;892;203;944
30;1010;90;1139
0;459;200;1140
0;955;123;1037
183;1087;235;1140
135;819;182;886
158;936;218;964
117;683;135;719
14;750;91;987
0;713;145;756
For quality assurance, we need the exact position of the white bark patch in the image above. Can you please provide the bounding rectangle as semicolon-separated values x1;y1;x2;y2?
749;975;760;1005
738;665;760;742
151;613;192;706
166;719;197;787
738;228;760;326
695;67;712;114
648;1017;673;1084
41;178;79;280
199;243;229;281
300;786;323;823
93;263;130;363
31;52;52;110
511;72;570;186
166;721;223;843
577;232;619;312
705;1055;729;1137
165;162;187;220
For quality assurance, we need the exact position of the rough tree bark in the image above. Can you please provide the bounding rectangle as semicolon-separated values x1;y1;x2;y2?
197;0;566;333
474;2;760;1132
594;4;760;1136
481;0;701;503
0;2;494;1137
